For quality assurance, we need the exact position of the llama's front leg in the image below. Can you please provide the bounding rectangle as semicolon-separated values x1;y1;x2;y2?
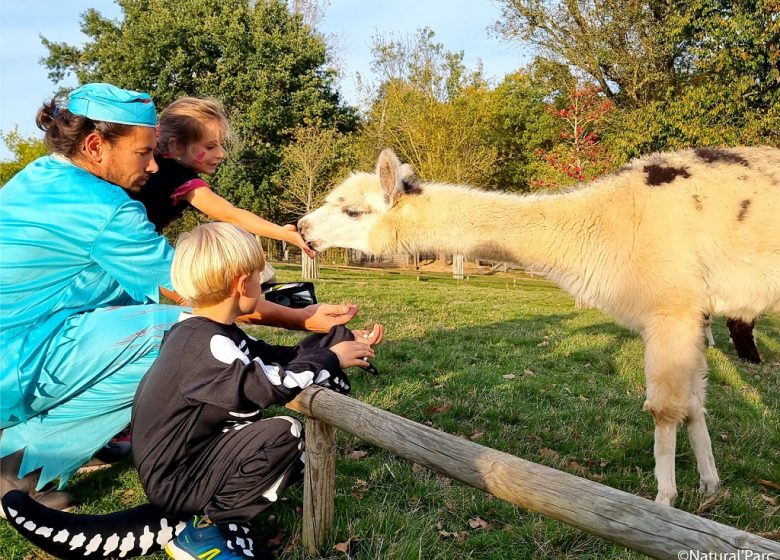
686;373;720;495
642;316;703;506
652;420;678;505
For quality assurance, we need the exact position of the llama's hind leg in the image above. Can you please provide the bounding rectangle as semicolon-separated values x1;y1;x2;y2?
685;363;719;495
642;317;705;506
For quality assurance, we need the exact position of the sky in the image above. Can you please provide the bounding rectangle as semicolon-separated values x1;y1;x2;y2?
0;1;530;159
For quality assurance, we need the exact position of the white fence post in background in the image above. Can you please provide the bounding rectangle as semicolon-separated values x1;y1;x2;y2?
453;253;465;280
301;251;318;280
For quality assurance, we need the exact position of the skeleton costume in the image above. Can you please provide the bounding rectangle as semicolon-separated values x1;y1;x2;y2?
133;315;351;522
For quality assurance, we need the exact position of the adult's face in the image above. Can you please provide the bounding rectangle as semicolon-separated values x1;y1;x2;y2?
95;126;158;192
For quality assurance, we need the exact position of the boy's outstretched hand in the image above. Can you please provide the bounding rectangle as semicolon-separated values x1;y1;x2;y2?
351;323;385;346
329;340;376;369
332;324;384;376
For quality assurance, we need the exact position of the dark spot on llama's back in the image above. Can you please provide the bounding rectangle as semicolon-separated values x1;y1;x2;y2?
644;164;691;186
692;194;703;211
737;199;751;221
694;148;749;167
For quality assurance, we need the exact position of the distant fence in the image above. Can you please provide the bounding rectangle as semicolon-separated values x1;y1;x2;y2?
286;387;780;559
263;239;518;274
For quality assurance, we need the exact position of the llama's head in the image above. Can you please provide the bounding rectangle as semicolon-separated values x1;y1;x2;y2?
299;148;421;252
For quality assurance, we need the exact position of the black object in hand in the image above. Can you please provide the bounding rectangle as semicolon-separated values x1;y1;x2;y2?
262;282;317;308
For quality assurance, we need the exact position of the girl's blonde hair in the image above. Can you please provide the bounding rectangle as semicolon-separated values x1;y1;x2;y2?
172;222;266;308
157;96;231;154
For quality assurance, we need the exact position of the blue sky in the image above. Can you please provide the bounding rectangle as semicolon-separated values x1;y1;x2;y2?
0;1;530;159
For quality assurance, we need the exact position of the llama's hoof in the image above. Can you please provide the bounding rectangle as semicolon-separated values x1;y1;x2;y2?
699;477;720;495
654;489;677;507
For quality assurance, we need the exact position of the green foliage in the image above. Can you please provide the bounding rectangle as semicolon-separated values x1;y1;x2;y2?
605;79;780;158
479;71;559;192
275;122;359;222
358;29;500;186
0;129;47;186
493;0;681;106
495;0;780;154
368;27;479;103
41;0;356;223
667;0;780;112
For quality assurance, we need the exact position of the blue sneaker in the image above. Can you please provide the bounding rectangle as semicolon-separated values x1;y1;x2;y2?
165;515;257;559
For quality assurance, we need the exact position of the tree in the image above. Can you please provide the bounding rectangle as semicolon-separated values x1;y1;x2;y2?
275;123;356;278
493;0;681;107
360;29;497;186
42;0;356;223
479;70;559;192
276;124;355;218
533;84;615;189
493;0;780;151
0;129;47;186
667;0;779;113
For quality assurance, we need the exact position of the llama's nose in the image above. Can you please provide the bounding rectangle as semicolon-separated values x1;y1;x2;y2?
297;219;308;239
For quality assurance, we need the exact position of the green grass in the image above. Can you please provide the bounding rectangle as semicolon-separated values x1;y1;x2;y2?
2;264;778;559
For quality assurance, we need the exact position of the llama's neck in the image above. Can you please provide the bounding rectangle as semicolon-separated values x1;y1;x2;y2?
369;183;616;292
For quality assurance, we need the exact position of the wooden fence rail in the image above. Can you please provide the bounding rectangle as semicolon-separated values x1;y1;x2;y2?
287;386;779;559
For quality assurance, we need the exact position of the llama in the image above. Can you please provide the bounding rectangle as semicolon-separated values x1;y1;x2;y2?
298;147;780;506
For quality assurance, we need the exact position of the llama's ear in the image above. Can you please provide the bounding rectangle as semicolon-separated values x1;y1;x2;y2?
377;149;417;203
377;148;402;196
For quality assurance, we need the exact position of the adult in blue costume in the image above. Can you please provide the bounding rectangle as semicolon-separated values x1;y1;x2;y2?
0;83;359;510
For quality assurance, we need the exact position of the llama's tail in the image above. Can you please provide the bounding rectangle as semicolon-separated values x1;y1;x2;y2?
1;490;186;559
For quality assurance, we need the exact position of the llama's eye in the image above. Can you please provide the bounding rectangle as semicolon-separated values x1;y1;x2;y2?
343;208;363;218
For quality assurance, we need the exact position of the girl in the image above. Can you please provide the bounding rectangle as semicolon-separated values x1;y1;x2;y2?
130;96;315;262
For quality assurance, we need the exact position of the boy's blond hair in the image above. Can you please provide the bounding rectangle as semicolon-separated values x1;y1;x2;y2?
157;96;231;154
172;222;265;308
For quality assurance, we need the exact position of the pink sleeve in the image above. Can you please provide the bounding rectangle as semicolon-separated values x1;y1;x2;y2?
171;178;209;204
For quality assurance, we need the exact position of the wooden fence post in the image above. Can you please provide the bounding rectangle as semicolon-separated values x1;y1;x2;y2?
453;253;464;280
301;252;319;280
301;416;336;554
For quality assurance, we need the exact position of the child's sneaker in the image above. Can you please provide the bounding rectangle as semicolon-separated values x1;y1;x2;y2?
165;515;260;559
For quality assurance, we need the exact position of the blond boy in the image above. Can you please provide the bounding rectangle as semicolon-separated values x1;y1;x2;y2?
131;222;381;560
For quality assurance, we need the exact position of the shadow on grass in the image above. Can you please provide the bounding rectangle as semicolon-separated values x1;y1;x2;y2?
348;311;778;507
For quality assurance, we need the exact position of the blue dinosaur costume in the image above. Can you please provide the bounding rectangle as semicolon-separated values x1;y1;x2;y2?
0;84;182;489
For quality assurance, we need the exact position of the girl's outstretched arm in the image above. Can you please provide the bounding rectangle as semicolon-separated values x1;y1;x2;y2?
185;187;315;257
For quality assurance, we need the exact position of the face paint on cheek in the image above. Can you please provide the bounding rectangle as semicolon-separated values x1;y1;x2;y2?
194;152;206;163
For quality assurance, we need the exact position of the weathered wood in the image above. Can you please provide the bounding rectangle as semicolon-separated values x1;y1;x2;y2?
300;252;319;279
453;253;465;280
288;387;779;559
300;416;336;554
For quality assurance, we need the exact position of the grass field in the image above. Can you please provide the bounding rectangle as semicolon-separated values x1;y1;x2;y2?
2;264;778;559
